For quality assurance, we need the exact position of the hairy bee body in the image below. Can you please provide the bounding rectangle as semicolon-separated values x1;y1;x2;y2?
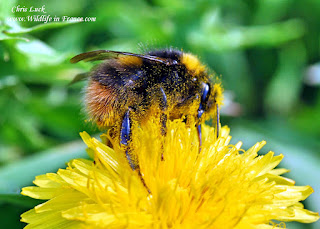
71;48;222;170
82;49;220;128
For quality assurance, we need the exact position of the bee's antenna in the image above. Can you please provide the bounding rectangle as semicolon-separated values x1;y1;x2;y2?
216;104;220;139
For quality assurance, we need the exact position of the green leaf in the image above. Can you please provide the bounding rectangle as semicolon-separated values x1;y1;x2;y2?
0;21;27;41
4;21;81;35
7;39;66;70
0;139;88;193
0;33;28;41
189;19;305;51
0;0;16;19
0;203;28;229
0;193;43;207
265;42;306;114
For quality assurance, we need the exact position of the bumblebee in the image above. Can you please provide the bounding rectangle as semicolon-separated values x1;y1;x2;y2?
71;49;223;170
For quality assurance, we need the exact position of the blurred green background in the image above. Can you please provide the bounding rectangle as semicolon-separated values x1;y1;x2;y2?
0;0;319;228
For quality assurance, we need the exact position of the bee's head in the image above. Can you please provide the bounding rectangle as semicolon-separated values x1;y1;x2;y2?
203;81;223;118
180;52;223;120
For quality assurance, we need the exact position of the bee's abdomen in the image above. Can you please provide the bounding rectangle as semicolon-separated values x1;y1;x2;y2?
86;63;150;127
85;80;126;127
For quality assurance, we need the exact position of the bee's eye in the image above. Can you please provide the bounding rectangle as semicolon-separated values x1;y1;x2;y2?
201;83;210;103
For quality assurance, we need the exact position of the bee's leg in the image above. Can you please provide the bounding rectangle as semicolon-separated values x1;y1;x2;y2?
216;103;220;138
197;83;210;152
197;109;204;152
120;108;150;192
120;108;137;170
159;87;168;160
160;113;167;161
160;113;167;136
159;87;168;135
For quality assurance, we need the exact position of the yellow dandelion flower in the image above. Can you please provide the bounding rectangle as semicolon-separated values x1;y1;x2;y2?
21;120;319;229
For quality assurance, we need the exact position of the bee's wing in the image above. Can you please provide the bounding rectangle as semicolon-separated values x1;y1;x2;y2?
70;50;173;65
